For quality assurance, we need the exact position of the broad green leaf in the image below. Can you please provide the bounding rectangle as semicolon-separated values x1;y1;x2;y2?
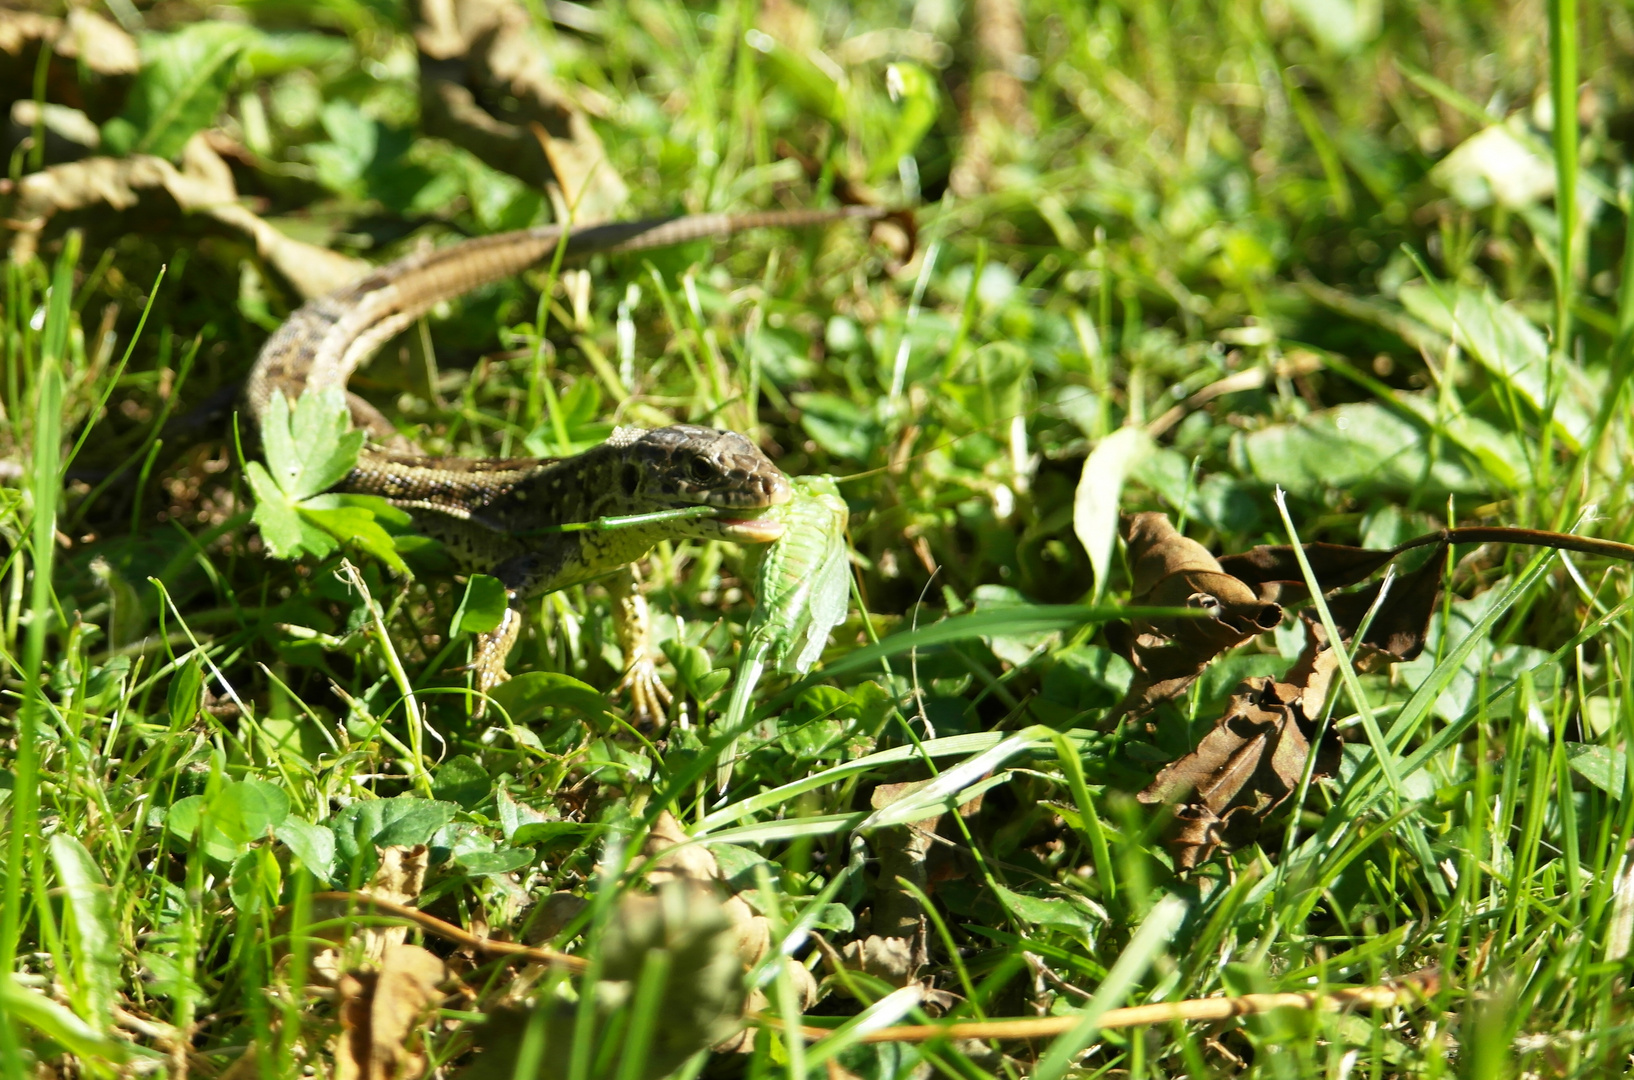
451;575;509;636
1567;743;1626;797
1399;282;1593;448
330;797;461;869
300;505;409;575
1243;401;1485;499
165;795;245;864
275;817;338;884
488;671;615;725
247;461;324;560
990;882;1107;936
48;835;119;1030
283;388;365;498
432;755;492;810
214;779;290;843
103;22;257;159
793;392;878;460
456;848;537;876
511;820;596;847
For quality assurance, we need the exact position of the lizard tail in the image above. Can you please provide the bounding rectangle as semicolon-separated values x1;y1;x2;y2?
551;204;904;257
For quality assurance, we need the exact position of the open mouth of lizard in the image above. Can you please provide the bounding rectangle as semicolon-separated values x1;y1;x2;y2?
710;514;787;544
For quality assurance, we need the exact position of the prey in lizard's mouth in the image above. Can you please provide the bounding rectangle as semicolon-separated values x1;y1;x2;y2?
708;514;787;544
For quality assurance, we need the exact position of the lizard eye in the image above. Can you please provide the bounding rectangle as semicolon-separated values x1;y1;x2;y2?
687;457;716;482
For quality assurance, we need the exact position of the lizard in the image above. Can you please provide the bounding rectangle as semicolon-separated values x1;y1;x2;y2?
245;206;891;719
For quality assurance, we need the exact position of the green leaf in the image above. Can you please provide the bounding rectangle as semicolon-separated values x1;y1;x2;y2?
275;817;338;884
214;779;290;843
167;656;203;728
792;392;878;460
451;574;509;636
104;23;257;159
990;882;1107;937
300;505;409;575
488;671;615;725
1243;401;1485;499
165;795;244;864
48;835;119;1029
1073;427;1153;599
285;389;365;498
1567;743;1626;797
510;821;596;848
330;797;461;869
455;848;537;876
247;461;321;560
432;755;491;810
1400;282;1594;447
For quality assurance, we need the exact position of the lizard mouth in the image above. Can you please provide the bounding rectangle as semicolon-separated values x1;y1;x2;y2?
712;515;786;543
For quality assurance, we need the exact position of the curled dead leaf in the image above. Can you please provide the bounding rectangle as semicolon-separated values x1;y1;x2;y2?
414;0;627;222
1108;512;1283;714
5;135;366;297
333;943;447;1080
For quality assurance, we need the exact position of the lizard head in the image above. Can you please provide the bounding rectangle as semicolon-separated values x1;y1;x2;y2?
610;425;793;543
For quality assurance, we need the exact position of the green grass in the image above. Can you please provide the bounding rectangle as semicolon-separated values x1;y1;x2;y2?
4;0;1634;1075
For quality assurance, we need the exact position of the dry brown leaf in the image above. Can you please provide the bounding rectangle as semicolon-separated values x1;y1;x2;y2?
837;934;921;988
641;810;721;885
5;135;366;297
414;0;627;223
334;943;447;1080
1138;676;1339;869
0;10;135;124
1107;512;1283;714
1136;542;1450;868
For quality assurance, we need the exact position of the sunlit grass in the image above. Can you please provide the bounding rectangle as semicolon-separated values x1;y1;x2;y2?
1;0;1632;1075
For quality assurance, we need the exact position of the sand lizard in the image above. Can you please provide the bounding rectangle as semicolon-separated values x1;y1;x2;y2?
245;207;887;719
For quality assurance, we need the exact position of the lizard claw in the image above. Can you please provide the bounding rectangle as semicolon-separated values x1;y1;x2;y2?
617;657;674;729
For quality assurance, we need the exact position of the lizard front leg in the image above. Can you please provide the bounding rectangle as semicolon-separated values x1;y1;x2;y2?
609;564;673;728
471;599;524;717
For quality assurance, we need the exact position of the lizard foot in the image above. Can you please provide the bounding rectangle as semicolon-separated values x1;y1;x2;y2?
617;657;674;730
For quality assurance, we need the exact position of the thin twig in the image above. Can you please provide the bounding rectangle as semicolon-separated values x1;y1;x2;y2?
791;968;1441;1045
305;892;589;973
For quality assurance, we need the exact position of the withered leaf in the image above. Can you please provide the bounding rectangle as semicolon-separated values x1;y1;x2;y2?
1125;518;1634;868
1137;544;1447;868
1138;677;1339;870
6;135;365;296
1217;542;1400;604
334;943;446;1080
414;0;628;222
1109;512;1283;714
457;884;746;1080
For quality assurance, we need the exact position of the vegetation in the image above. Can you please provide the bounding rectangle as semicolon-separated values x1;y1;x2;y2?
2;0;1633;1075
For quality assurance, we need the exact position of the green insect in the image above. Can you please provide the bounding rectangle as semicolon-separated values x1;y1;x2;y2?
715;475;851;792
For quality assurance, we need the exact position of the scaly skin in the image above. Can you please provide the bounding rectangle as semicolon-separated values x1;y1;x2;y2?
246;209;883;717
